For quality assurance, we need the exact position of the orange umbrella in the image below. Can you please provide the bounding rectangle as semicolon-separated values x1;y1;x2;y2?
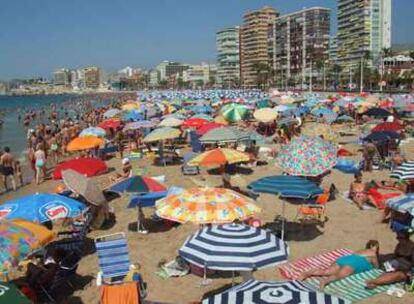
188;148;250;167
67;136;104;151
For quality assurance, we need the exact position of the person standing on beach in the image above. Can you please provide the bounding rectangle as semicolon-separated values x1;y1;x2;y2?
34;144;47;185
0;147;17;191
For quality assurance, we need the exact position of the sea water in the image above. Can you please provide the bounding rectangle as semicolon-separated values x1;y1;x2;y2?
0;94;79;160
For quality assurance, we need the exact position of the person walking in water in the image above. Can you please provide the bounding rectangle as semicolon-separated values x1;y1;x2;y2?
34;144;47;185
0;147;16;191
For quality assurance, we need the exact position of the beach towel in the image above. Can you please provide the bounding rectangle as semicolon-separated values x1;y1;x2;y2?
341;191;376;210
100;282;140;304
279;248;354;280
366;188;402;209
307;269;402;302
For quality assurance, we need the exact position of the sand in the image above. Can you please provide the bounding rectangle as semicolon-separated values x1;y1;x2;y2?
1;135;414;304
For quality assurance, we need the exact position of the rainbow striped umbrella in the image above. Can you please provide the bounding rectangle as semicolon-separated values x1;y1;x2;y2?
155;187;261;224
0;221;41;272
277;136;337;177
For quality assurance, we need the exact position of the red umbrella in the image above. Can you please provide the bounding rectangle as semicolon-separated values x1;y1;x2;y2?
372;122;404;133
182;118;209;129
53;158;108;180
196;122;225;136
404;104;414;112
99;119;121;129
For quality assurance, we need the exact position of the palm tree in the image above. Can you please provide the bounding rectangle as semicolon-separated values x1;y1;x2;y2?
253;62;272;90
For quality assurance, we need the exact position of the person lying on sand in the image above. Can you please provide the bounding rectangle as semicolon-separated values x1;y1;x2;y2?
366;231;414;289
299;240;379;289
349;172;375;209
109;158;132;183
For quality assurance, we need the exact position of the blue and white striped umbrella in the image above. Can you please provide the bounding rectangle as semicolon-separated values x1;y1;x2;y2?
79;127;106;138
202;280;350;304
390;161;414;180
386;194;414;216
179;223;288;271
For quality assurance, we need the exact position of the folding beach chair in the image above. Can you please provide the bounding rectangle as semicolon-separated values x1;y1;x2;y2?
181;152;200;175
95;232;131;284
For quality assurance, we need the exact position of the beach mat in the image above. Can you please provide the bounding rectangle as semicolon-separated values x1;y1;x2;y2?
279;248;354;280
307;268;402;302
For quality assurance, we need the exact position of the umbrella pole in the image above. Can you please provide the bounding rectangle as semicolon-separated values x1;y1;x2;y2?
281;199;286;241
231;270;235;286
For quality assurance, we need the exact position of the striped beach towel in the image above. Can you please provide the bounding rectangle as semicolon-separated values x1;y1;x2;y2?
279;248;354;280
307;268;402;302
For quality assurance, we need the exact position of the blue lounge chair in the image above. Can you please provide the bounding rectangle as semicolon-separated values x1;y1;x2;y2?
95;233;131;283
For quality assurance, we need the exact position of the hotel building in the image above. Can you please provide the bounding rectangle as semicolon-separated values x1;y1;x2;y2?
216;27;240;88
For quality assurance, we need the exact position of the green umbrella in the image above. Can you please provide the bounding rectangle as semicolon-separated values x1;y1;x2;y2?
0;282;31;303
200;127;250;144
221;103;248;123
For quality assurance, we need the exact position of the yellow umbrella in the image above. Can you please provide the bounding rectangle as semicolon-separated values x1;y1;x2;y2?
67;136;104;151
12;219;56;247
214;116;229;125
143;127;181;143
122;102;140;111
159;117;183;127
188;148;250;167
253;108;278;123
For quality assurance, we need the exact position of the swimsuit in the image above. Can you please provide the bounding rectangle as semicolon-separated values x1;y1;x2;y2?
1;166;14;176
336;254;373;274
35;159;45;168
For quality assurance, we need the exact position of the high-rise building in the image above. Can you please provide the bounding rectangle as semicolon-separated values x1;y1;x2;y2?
183;63;217;88
337;0;392;73
240;6;279;87
53;68;71;86
156;61;189;81
216;27;240;88
272;7;331;88
83;66;100;89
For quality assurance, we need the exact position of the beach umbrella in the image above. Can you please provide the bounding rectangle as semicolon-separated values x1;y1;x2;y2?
123;120;156;131
122;102;140;111
302;123;339;143
372;122;404;133
62;169;106;206
155;188;260;224
253;108;278;123
11;219;56;247
0;194;86;223
363;131;400;142
278;117;298;127
196;122;225;136
335;115;354;123
256;99;270;109
386;194;414;216
98;119;122;130
200;127;250;144
202;280;350;304
362;108;391;117
103;108;121;119
214;115;230;125
179;223;288;272
279;95;296;105
188;148;250;167
143;127;181;142
191;104;212;114
248;175;323;199
108;176;167;194
361;120;382;134
79;127;106;138
67;136;104;152
221;103;248;123
191;113;214;122
276;136;337;177
0;220;53;273
162;113;186;120
390;161;414;180
53;157;107;179
121;110;143;122
311;108;338;124
159;117;184;127
0;282;31;303
182;118;209;129
273;105;291;112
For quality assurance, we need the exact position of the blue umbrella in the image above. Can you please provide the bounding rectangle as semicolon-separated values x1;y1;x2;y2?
191;105;212;114
311;108;337;123
386;194;414;216
122;110;143;122
0;194;86;223
179;223;288;271
248;175;323;199
248;176;323;240
79;127;106;137
363;131;400;142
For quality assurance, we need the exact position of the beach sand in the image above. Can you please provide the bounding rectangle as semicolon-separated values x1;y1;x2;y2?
1;138;414;304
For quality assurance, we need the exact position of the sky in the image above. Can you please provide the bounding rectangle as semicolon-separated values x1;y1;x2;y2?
0;0;413;79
